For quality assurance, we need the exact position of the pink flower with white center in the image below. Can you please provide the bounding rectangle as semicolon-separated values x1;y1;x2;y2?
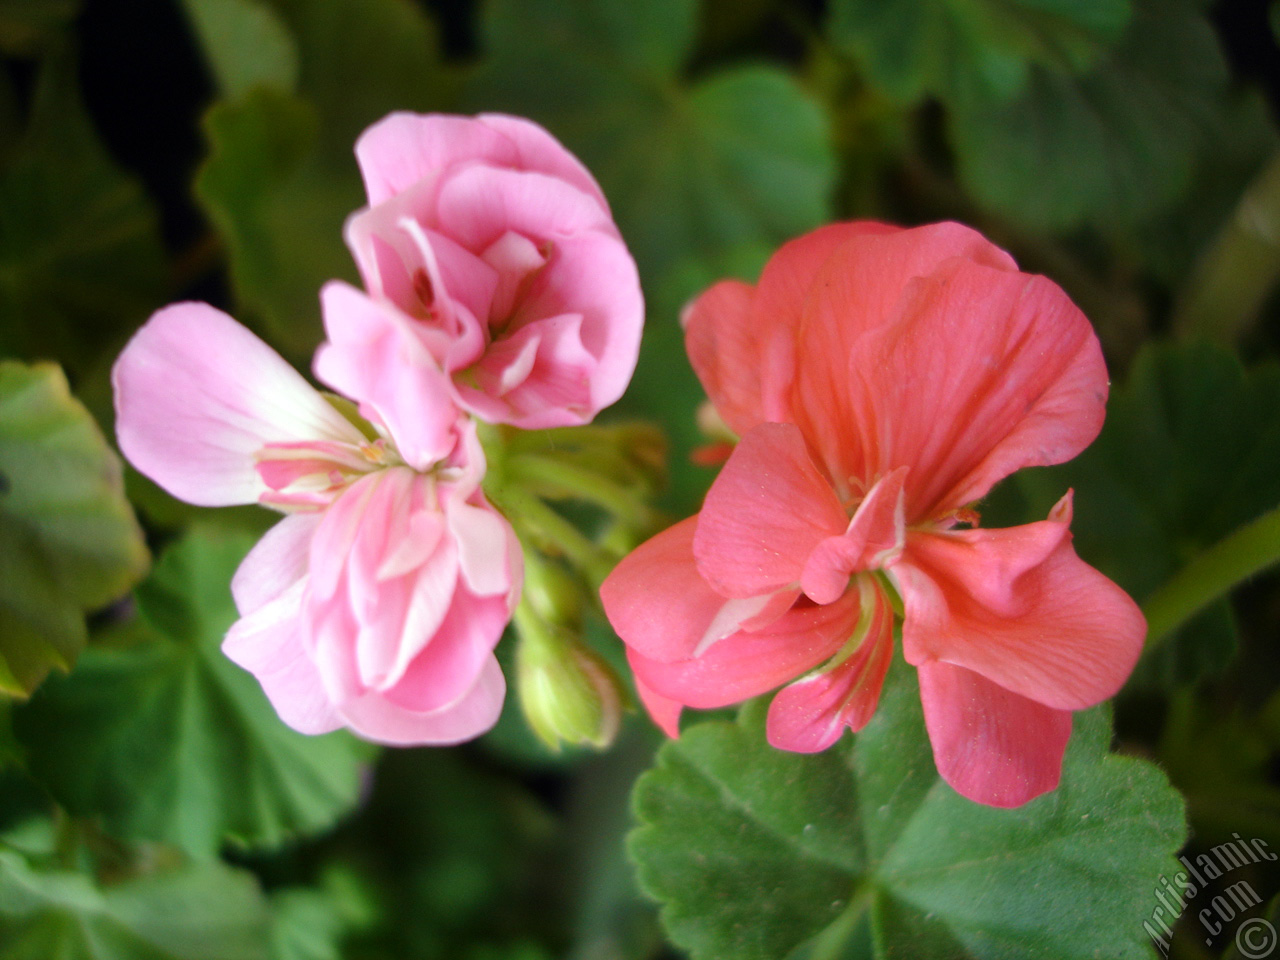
333;112;643;430
113;302;521;744
601;221;1146;808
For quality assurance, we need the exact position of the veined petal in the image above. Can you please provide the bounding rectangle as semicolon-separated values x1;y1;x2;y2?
222;581;344;735
231;513;322;615
435;166;612;253
627;589;863;709
694;423;846;598
476;113;611;212
316;282;460;471
113;302;364;506
807;256;1106;521
896;495;1145;711
766;576;894;752
801;466;908;604
918;661;1072;808
338;654;505;745
355;112;519;205
600;517;796;664
683;223;888;436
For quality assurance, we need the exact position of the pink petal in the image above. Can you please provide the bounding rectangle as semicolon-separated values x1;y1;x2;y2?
381;588;511;713
461;314;597;428
435;166;611;253
113;302;363;506
476;113;611;212
231;513;322;615
803;253;1106;521
918;660;1072;808
510;231;643;417
801;465;908;604
315;282;460;471
481;230;548;321
355;112;520;206
338;654;506;745
766;577;894;752
447;499;519;598
694;423;846;598
895;495;1145;711
222;582;344;735
601;517;796;663
627;589;863;709
633;668;683;738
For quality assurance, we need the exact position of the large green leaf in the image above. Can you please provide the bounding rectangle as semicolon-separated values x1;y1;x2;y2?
13;527;371;858
0;361;147;698
0;55;166;373
178;0;299;100
828;0;1131;105
192;0;452;355
1008;342;1280;686
466;0;835;280
947;0;1234;232
0;846;271;960
629;663;1186;960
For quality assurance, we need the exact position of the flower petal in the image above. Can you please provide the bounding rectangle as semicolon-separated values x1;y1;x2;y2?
627;589;863;709
338;654;506;745
632;667;683;738
896;495;1145;711
222;581;344;735
804;253;1106;520
801;465;908;604
355;112;520;205
766;577;894;752
113;302;363;506
683;223;888;436
694;422;847;598
231;513;322;615
315;282;460;470
601;516;796;663
476;113;611;212
917;660;1072;808
435;166;611;253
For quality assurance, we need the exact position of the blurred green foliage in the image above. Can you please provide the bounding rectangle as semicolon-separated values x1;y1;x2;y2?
0;0;1278;956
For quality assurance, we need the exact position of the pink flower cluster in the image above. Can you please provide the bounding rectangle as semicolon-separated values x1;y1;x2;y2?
114;114;643;743
601;222;1145;807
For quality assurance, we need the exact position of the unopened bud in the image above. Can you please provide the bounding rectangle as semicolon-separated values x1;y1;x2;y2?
515;612;625;751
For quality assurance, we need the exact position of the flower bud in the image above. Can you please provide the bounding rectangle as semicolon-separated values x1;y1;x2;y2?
515;612;626;751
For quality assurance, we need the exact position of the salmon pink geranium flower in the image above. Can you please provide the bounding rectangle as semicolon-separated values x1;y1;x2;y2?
334;112;643;430
601;221;1145;807
114;302;521;744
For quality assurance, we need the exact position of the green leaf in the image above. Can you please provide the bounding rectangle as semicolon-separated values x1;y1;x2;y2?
1011;342;1280;686
467;0;835;280
13;527;370;858
195;89;359;355
629;663;1186;960
0;361;147;698
178;0;299;100
0;54;166;373
193;0;451;354
947;0;1233;232
828;0;1131;105
0;847;272;960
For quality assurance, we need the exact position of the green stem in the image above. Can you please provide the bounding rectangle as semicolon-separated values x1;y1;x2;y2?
1142;504;1280;650
498;488;615;586
1173;150;1280;345
509;453;656;529
806;883;874;960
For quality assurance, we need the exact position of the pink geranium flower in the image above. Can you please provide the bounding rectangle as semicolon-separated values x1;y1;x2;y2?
114;302;521;744
334;112;643;430
601;221;1145;807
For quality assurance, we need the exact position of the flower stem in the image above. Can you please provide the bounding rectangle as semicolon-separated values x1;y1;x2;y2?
509;452;657;530
1142;504;1280;650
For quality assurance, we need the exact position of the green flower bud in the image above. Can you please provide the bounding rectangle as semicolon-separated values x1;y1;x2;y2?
515;610;625;751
